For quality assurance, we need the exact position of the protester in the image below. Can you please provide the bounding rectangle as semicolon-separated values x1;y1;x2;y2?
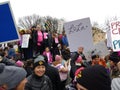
36;24;44;54
0;63;27;90
76;65;111;90
43;55;61;90
0;50;15;66
15;60;24;67
52;55;68;90
108;52;120;90
109;52;120;78
52;32;60;61
61;31;69;47
61;45;71;61
91;54;106;67
43;47;53;64
22;30;33;60
24;59;34;77
31;25;37;58
70;46;87;81
111;61;120;90
25;55;53;90
7;44;16;60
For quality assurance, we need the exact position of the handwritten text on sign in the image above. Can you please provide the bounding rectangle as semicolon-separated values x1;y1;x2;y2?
68;23;88;34
110;21;120;51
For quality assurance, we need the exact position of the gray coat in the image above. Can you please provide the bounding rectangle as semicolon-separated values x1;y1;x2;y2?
25;74;53;90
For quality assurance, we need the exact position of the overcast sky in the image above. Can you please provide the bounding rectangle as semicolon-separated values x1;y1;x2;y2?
0;0;120;25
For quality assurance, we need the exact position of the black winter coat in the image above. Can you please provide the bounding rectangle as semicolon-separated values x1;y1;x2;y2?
25;74;53;90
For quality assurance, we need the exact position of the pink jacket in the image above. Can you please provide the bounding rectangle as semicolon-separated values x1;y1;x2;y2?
43;51;53;63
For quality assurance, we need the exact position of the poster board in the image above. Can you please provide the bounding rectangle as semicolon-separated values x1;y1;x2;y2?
64;17;93;52
109;20;120;51
0;1;19;43
21;34;30;48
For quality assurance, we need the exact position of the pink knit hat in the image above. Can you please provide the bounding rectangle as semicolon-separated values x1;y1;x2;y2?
76;56;82;63
16;60;24;67
55;55;62;61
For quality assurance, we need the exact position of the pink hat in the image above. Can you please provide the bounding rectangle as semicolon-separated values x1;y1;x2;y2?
76;56;82;63
16;60;24;67
55;55;62;61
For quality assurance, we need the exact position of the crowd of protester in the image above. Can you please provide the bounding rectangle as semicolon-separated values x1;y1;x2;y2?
0;24;120;90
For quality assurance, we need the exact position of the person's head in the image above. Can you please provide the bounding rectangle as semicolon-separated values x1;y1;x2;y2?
33;55;46;77
109;52;120;67
25;59;33;68
31;26;36;31
76;65;111;90
91;54;100;65
0;63;27;90
36;24;42;31
117;61;120;71
45;47;50;52
57;44;62;49
55;55;62;63
0;50;6;58
19;30;25;35
8;44;13;48
78;46;84;54
16;60;24;67
25;30;31;34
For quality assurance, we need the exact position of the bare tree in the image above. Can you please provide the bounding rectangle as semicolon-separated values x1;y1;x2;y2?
18;14;41;29
102;16;118;32
44;16;59;32
18;14;64;33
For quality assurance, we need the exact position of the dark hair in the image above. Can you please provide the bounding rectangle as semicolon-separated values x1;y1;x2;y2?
91;55;99;60
8;44;13;48
0;50;6;57
31;26;36;28
42;55;48;63
25;59;33;67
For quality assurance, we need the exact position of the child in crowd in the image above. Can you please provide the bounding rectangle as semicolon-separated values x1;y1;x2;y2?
43;47;53;64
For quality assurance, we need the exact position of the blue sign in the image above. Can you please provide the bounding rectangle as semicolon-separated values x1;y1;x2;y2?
0;2;19;43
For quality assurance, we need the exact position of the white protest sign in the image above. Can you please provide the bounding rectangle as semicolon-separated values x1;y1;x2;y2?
64;17;93;52
106;30;112;48
110;20;120;51
93;41;109;57
84;41;109;60
21;34;30;48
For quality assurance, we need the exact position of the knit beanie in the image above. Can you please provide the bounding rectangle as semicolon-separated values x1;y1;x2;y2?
76;65;111;90
109;52;120;63
55;55;61;61
0;63;27;90
16;60;24;67
33;55;46;69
